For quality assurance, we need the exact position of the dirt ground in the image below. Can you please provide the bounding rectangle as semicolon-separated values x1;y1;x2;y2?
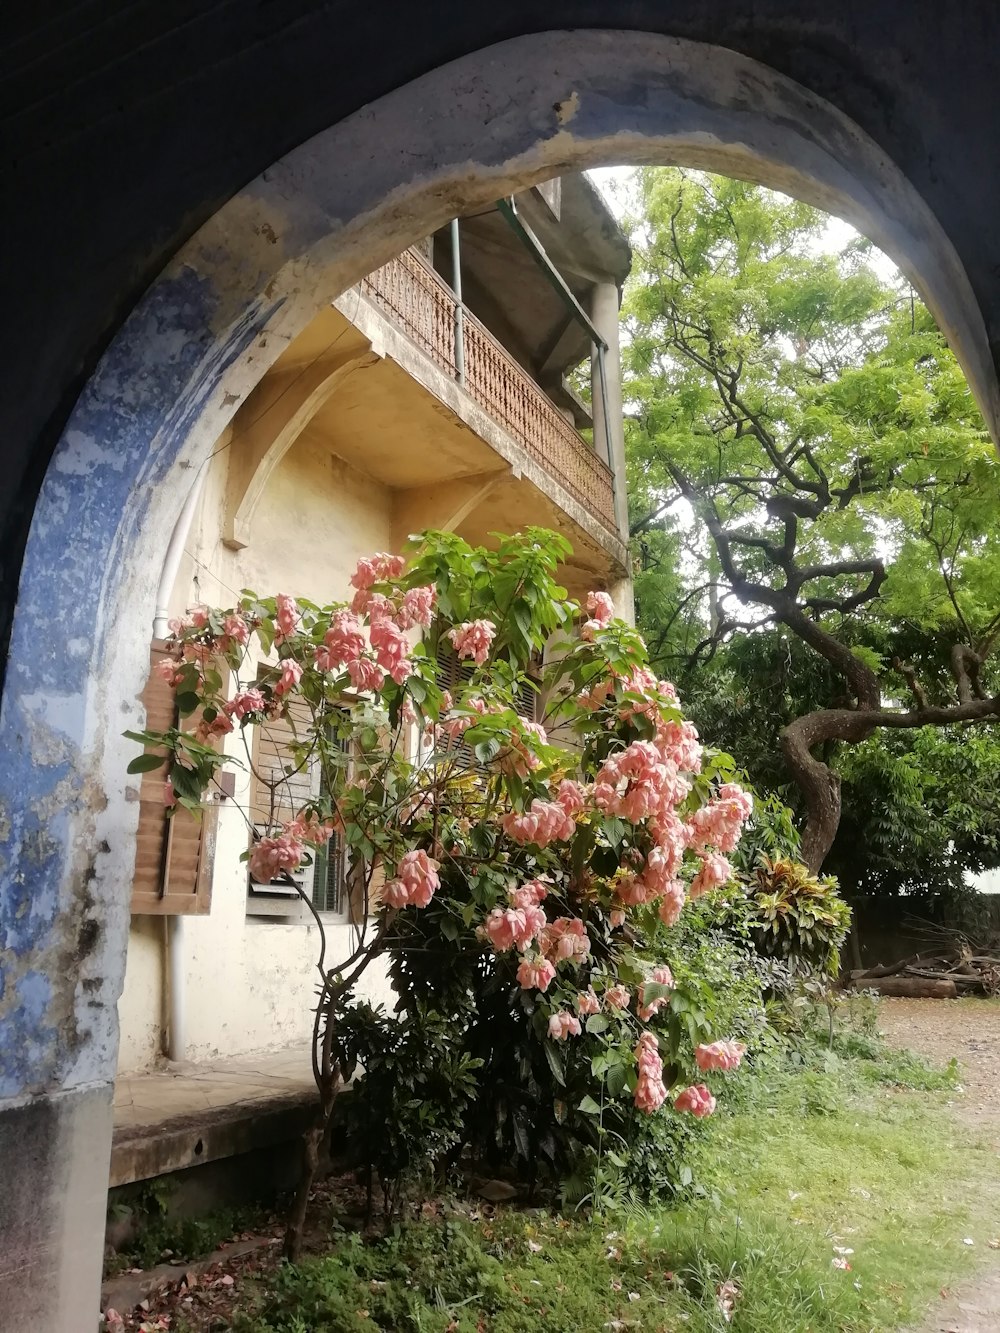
878;998;1000;1333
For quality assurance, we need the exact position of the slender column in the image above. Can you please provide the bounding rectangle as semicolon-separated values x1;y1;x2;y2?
450;218;465;386
589;282;629;545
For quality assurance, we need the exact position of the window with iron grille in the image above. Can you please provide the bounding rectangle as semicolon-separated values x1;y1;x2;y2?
247;675;349;916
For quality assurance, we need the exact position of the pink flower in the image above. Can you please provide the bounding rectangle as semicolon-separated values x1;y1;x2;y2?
285;812;336;847
580;619;602;642
222;612;250;645
695;1039;746;1073
547;1010;583;1041
509;878;549;909
346;657;385;692
657;882;686;927
395;584;436;630
577;676;615;711
350;552;406;594
500;721;547;778
689;852;734;899
516;957;557;992
556;779;588;815
448;619;496;666
638;965;674;1022
383;848;440;909
249;832;305;883
609;908;626;929
501;799;576;848
316;611;366;671
686;785;753;855
587;590;615;627
674;1083;717;1118
370;617;413;684
605;984;631;1010
482;904;547;953
576;988;601;1016
274;594;300;642
633;1032;668;1114
274;658;304;697
155;657;184;687
163;777;176;808
541;917;591;964
193;710;235;744
225;687;267;720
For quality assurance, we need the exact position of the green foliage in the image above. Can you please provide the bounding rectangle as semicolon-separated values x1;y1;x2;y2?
622;163;1000;893
232;1035;990;1333
748;858;851;976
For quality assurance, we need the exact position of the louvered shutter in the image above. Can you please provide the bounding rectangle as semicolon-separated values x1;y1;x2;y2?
130;641;218;916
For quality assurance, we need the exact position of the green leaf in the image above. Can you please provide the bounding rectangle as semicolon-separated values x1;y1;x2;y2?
126;752;166;774
577;1095;602;1116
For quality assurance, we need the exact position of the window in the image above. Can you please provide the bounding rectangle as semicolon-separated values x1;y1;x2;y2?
247;678;349;917
433;639;539;768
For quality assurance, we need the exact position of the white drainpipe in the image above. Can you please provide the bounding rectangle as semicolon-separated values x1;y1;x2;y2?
153;460;209;1062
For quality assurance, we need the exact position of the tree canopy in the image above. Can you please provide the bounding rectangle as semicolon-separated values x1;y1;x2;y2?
622;167;1000;884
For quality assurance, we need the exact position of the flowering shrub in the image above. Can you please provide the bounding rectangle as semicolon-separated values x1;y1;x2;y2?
128;528;755;1236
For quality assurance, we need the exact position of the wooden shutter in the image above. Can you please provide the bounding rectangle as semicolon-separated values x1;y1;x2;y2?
131;641;218;916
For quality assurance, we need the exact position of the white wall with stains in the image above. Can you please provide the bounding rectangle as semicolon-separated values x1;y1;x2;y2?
117;430;397;1072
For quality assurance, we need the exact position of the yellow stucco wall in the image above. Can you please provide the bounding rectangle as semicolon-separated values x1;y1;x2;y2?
116;433;396;1073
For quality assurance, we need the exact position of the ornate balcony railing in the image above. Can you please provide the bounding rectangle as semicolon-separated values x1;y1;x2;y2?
360;248;618;534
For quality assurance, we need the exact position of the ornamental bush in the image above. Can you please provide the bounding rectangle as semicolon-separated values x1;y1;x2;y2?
128;528;756;1243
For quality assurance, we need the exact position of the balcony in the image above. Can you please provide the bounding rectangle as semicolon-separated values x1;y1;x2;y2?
360;248;618;536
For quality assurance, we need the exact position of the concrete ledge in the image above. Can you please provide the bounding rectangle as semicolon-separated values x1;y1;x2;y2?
110;1088;317;1188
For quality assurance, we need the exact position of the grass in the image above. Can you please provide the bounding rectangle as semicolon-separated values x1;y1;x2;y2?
200;1033;997;1333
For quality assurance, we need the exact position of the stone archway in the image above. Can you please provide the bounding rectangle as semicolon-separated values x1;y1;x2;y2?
1;29;994;1326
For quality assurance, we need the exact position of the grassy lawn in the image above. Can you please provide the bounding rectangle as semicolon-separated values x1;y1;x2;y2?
212;1040;997;1333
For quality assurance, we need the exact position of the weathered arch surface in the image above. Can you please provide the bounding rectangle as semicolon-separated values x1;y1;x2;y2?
0;30;994;1325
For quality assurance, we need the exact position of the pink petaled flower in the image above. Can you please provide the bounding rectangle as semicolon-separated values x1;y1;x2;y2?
580;619;602;642
509;878;548;908
249;832;305;884
188;605;210;630
316;610;366;672
501;799;575;848
633;1031;668;1114
349;552;406;593
395;584;436;630
222;612;250;646
163;777;176;808
587;590;615;627
155;657;184;687
577;676;615;711
689;852;734;900
482;904;546;953
642;841;683;896
500;720;547;779
285;812;337;847
576;987;601;1016
609;908;626;929
448;619;496;666
516;956;557;992
556;779;588;816
548;1010;583;1042
541;917;591;964
638;965;675;1022
274;658;304;697
442;695;487;742
194;710;236;744
695;1039;746;1073
274;594;300;642
605;984;631;1010
440;689;453;712
167;614;194;636
686;785;753;855
655;718;702;773
225;687;267;720
657;881;686;927
674;1083;717;1118
614;874;654;907
346;656;386;692
386;848;441;908
369;617;413;684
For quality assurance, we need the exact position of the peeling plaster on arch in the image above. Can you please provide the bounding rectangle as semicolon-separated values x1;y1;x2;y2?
1;26;995;1102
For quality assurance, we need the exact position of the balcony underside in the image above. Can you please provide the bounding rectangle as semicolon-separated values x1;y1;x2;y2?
223;296;628;599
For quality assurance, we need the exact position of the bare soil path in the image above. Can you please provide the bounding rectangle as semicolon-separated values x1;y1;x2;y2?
878;998;1000;1333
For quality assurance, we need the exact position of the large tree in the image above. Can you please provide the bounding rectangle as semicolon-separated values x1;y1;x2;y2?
623;168;1000;873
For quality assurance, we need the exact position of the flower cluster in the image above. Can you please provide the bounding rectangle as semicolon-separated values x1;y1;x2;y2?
695;1039;746;1072
383;849;441;909
634;1031;668;1114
